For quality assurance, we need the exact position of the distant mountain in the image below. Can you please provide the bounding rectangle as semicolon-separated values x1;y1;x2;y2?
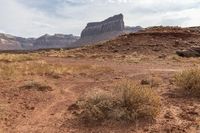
0;33;79;50
0;14;144;50
15;37;35;49
75;14;143;46
0;33;23;50
124;26;143;33
33;34;79;49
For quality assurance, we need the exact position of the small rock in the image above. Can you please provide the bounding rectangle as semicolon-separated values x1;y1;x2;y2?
68;103;79;111
141;79;150;85
158;54;167;59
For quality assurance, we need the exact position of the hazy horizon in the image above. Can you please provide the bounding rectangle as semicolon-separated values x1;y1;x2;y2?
0;0;200;38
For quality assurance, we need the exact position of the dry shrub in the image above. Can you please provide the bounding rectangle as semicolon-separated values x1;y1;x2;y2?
175;68;200;97
0;54;37;62
74;81;161;123
19;81;53;92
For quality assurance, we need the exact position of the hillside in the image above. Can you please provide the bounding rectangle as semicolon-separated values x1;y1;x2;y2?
1;26;200;133
73;26;200;56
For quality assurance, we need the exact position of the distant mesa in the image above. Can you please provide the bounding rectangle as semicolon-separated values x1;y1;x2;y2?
0;14;143;50
76;14;143;46
81;14;125;38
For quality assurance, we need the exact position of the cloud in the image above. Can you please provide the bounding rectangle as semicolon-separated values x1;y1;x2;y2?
0;0;200;37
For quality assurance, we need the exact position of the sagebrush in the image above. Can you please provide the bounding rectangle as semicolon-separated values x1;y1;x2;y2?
75;81;161;122
175;68;200;97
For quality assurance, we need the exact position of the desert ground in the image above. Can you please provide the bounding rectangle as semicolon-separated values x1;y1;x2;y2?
1;27;200;133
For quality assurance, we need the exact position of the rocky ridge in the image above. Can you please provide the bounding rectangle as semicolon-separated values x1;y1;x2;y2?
33;34;79;49
0;33;23;50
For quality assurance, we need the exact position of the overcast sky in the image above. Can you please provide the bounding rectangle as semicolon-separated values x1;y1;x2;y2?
0;0;200;37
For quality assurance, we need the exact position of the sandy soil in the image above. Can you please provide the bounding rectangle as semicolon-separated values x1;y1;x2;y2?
0;55;200;133
1;27;200;132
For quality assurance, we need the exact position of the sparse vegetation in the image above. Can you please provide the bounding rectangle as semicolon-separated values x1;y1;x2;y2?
20;81;53;92
1;26;200;132
0;60;113;80
0;53;37;62
74;81;161;123
175;68;200;97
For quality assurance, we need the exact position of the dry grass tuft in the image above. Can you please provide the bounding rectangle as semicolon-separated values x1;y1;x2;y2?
175;68;200;97
20;81;53;92
73;81;161;123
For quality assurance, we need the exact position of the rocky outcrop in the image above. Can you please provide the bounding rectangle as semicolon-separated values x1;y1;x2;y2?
33;34;79;49
76;14;125;46
76;14;142;46
81;14;124;38
176;46;200;57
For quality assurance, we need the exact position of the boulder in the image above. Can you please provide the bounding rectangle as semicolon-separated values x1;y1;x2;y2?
176;46;200;57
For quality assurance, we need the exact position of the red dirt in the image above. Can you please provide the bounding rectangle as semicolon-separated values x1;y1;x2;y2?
1;27;200;132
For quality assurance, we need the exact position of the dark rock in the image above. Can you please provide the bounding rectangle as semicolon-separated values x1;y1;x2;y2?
141;79;150;85
176;46;200;57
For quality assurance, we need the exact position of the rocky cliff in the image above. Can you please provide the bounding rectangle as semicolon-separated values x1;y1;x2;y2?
76;14;142;46
81;14;124;38
33;34;79;49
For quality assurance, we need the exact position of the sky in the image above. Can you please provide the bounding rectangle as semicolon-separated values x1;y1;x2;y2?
0;0;200;37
